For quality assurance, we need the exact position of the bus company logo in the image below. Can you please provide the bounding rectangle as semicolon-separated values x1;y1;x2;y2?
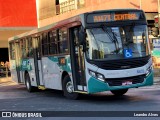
121;65;130;69
137;69;145;74
2;112;11;117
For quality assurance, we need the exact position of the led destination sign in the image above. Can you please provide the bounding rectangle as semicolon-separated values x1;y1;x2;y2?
93;13;137;22
87;11;144;23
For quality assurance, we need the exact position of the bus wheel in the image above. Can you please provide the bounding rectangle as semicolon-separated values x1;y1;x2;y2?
62;75;79;99
110;89;128;96
25;73;35;92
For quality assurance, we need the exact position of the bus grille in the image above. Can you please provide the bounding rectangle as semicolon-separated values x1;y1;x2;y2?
105;74;145;86
90;56;150;70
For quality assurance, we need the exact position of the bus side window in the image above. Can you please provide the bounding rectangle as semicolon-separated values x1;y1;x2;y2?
26;38;29;57
20;39;27;58
27;37;33;57
42;33;49;55
48;30;58;55
58;27;68;54
9;42;15;60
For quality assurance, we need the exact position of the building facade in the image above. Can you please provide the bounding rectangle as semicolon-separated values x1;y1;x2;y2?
0;0;37;62
36;0;158;27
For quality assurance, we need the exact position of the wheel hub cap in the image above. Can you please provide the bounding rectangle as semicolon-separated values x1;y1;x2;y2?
66;81;73;93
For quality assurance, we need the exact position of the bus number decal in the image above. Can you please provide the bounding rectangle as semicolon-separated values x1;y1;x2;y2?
137;69;145;74
58;57;66;65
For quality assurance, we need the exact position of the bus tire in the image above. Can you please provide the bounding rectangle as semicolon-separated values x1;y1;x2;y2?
110;89;128;96
25;73;35;92
62;75;79;99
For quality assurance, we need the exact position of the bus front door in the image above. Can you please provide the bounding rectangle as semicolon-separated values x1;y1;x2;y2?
70;27;86;92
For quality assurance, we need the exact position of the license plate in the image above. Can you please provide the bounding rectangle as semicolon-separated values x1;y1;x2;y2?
122;81;132;86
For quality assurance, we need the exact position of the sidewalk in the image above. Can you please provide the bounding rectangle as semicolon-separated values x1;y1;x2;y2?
0;77;17;87
153;68;160;84
154;77;160;84
0;77;12;82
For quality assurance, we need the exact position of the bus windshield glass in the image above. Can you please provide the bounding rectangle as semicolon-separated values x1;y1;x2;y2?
86;25;150;60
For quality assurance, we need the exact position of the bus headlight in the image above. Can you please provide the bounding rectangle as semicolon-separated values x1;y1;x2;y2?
88;69;105;82
146;66;152;76
96;73;105;81
89;70;96;77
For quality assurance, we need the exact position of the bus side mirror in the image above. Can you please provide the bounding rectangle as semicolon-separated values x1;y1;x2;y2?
79;30;85;45
86;39;89;50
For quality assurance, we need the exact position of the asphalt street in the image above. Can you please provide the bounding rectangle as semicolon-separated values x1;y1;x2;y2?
0;77;160;120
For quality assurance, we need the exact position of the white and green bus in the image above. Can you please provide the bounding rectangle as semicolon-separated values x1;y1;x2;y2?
9;9;153;99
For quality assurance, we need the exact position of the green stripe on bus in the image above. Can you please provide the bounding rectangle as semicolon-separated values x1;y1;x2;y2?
88;72;153;93
21;59;32;71
88;77;109;93
48;56;71;72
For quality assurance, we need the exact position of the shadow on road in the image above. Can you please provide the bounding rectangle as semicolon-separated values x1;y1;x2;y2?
0;77;154;104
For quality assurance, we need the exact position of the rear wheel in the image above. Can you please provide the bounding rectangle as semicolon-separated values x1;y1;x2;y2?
110;89;128;96
25;73;36;92
62;75;79;99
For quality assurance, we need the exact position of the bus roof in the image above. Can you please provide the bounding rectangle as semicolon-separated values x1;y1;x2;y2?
8;15;82;41
8;8;143;42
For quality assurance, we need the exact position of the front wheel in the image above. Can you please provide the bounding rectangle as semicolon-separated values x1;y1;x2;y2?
110;89;128;96
62;75;79;99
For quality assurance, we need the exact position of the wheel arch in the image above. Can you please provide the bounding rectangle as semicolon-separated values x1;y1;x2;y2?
61;71;79;99
61;71;70;87
24;70;29;80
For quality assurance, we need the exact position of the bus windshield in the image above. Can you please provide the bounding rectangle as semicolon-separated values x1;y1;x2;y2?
86;25;150;60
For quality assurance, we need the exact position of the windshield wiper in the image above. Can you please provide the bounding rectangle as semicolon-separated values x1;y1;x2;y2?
101;25;120;53
90;30;101;50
